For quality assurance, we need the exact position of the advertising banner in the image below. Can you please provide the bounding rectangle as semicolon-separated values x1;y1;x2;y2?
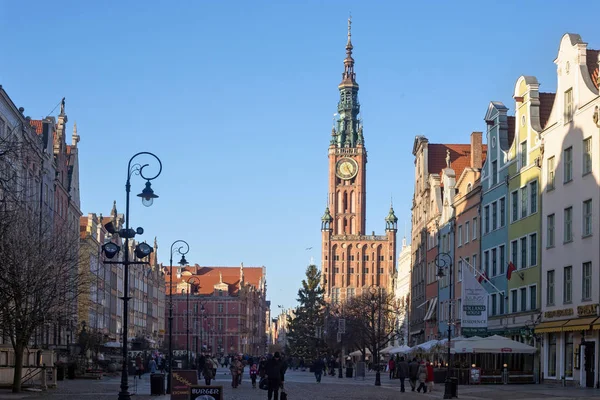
171;370;199;400
461;267;488;336
190;385;223;400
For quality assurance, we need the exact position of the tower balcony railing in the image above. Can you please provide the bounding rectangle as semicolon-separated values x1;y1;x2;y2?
331;234;388;241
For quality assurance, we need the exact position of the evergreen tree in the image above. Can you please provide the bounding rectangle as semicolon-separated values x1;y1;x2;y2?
287;264;327;360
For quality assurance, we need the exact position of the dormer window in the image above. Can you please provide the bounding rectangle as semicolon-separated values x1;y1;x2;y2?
467;183;472;193
564;88;573;123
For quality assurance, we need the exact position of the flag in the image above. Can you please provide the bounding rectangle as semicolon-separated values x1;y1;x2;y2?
477;272;486;284
507;262;517;281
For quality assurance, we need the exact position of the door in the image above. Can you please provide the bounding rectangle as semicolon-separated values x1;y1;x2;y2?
585;342;595;388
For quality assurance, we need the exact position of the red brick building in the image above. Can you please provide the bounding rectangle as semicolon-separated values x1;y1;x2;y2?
165;264;267;356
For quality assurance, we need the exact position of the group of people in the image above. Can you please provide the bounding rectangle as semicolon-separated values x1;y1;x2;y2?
196;353;220;385
227;352;287;400
388;356;435;393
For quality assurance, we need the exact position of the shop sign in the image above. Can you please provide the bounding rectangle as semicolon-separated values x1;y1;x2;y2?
190;385;223;400
544;308;573;319
171;370;199;400
470;367;481;384
461;267;488;334
577;304;599;317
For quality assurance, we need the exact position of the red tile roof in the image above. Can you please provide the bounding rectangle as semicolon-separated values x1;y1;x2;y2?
428;143;488;183
539;92;556;129
166;265;264;296
29;120;43;134
587;49;599;90
507;116;516;147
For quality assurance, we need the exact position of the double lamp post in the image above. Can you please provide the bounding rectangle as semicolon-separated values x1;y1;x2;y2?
435;251;456;399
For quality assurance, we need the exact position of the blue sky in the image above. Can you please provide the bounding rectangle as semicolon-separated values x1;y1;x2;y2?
1;1;598;311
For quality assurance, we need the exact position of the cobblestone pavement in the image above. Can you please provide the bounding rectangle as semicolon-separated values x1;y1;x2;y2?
3;369;600;399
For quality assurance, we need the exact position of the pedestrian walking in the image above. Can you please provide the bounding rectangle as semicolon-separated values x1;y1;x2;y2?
149;358;157;374
203;361;215;385
250;363;258;388
265;352;285;400
397;356;409;392
408;357;419;391
416;360;427;393
426;360;434;392
135;354;144;379
230;356;242;388
388;357;395;380
313;357;325;383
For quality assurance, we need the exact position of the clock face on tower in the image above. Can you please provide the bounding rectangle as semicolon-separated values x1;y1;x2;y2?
335;157;359;180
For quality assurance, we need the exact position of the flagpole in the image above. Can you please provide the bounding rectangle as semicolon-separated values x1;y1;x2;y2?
459;256;504;294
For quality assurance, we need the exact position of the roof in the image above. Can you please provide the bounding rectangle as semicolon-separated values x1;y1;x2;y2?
166;265;264;296
507;116;516;147
29;120;43;134
428;143;488;183
79;217;88;239
586;49;599;90
538;92;556;129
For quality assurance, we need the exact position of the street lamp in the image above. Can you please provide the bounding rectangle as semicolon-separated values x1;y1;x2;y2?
186;276;201;367
369;286;382;387
102;152;162;400
166;240;189;394
195;302;206;356
435;251;455;399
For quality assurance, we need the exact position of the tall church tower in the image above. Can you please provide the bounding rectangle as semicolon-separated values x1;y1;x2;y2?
321;18;397;304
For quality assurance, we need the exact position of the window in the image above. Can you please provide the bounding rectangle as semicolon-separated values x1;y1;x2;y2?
458;225;462;247
529;233;537;267
547;270;555;306
564;207;573;243
583;199;592;237
530;285;537;310
564;88;573;123
499;245;505;275
472;217;477;239
511;290;518;313
520;287;527;311
484;251;489;277
492;248;497;277
484;206;490;234
520;186;528;218
458;259;463;282
472;254;477;272
499;292;505;314
547;214;555;248
547;156;555;190
564;147;573;183
511;191;518;222
520;237;527;269
563;266;572;304
218;303;224;313
217;318;223;331
492;161;498;185
465;221;470;243
492;202;497;230
583;137;592;175
500;198;505;227
548;333;557;377
491;294;497;316
583;262;592;301
565;332;574;378
530;181;537;214
520;141;528;169
511;240;518;266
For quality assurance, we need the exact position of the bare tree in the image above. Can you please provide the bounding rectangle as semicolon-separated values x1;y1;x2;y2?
0;204;88;392
344;289;399;365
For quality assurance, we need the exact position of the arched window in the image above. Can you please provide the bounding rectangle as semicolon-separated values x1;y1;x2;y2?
350;191;355;213
343;192;348;212
467;183;472;193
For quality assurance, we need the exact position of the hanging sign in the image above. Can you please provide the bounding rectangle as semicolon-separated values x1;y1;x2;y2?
461;266;488;336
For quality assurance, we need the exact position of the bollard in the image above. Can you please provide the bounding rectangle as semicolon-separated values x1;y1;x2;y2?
41;364;48;391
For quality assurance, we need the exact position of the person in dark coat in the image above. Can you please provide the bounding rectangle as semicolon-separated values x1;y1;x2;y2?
397;356;409;392
265;352;285;400
408;357;419;391
197;353;206;380
313;357;325;383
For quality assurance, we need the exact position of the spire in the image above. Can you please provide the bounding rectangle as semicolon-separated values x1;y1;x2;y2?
385;202;398;231
340;15;357;87
321;206;333;231
72;121;80;146
219;272;223;283
110;200;117;218
240;262;245;286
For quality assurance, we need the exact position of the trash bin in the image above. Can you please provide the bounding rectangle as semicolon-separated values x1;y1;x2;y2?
450;377;458;398
67;364;76;379
57;365;65;381
150;373;165;395
346;367;353;378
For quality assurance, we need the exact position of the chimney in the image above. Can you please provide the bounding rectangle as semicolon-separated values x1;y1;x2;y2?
470;132;483;169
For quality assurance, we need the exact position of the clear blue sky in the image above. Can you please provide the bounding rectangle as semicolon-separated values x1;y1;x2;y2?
1;1;598;311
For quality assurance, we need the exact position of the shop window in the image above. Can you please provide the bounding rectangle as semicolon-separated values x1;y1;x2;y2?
564;332;574;378
548;333;557;377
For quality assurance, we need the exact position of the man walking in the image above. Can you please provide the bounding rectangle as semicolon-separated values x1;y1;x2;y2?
408;357;419;392
265;352;285;400
397;356;409;392
313;357;325;383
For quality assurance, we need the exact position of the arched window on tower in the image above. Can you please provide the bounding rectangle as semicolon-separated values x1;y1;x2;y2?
343;192;348;212
350;191;355;213
351;217;356;234
337;190;342;212
343;218;348;234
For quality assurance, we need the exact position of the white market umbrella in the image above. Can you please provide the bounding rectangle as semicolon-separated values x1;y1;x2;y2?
461;336;536;354
380;345;396;354
103;341;122;348
349;348;372;357
389;345;412;354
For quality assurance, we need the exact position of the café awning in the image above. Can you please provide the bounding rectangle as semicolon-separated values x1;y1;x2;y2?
534;320;567;333
562;317;598;332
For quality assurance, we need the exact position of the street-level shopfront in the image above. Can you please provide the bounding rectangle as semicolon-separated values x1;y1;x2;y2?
535;304;599;387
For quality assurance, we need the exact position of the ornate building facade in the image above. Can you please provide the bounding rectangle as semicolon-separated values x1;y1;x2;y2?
320;19;398;304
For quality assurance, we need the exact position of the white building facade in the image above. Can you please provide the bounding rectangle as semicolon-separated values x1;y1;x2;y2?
537;33;600;387
394;238;411;345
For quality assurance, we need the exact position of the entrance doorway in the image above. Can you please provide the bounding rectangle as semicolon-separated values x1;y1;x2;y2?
584;342;595;388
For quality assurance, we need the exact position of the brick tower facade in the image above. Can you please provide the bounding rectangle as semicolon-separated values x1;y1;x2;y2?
321;18;398;304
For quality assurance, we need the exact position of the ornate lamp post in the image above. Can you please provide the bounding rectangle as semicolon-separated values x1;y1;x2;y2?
166;240;189;394
435;252;455;399
101;152;162;400
369;286;382;386
186;276;201;367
